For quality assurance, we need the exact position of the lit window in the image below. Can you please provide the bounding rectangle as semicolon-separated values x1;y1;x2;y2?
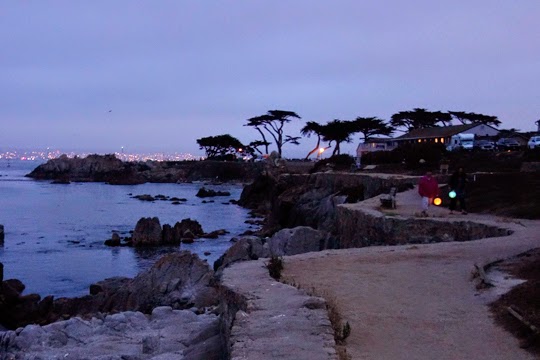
440;138;444;143
435;138;439;143
417;139;421;143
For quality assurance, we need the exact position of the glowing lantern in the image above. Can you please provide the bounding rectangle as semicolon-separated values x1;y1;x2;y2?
433;197;442;206
449;190;457;199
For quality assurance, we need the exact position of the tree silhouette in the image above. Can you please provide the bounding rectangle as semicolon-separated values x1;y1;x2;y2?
245;110;301;156
321;119;357;156
390;108;450;131
301;121;326;159
353;117;394;142
196;134;244;159
448;111;501;127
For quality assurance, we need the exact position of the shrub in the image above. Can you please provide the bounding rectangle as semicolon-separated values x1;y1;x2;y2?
266;256;284;280
311;154;355;173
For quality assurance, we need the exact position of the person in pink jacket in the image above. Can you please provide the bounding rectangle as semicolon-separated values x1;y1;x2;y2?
418;171;439;216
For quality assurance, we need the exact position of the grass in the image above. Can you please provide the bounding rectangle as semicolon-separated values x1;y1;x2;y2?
265;255;284;280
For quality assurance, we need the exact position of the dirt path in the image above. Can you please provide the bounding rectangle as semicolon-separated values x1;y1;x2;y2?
282;188;540;359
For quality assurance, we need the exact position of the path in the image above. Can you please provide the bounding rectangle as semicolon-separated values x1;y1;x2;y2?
282;187;540;359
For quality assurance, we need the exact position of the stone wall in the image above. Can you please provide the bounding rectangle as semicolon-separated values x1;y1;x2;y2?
219;259;338;360
336;204;512;248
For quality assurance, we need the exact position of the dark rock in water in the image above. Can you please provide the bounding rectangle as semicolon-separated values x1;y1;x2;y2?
171;201;181;205
181;238;195;244
104;233;121;247
0;224;4;243
170;197;187;202
196;187;231;198
127;217;205;247
133;194;155;201
132;217;162;246
51;179;71;184
201;229;228;239
154;194;169;200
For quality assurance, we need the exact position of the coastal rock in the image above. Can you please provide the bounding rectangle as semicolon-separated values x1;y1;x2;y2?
213;236;268;273
104;233;121;247
132;217;162;246
133;194;155;201
201;229;228;239
267;226;330;256
0;224;4;243
0;308;223;359
102;251;219;313
196;187;231;198
0;252;219;330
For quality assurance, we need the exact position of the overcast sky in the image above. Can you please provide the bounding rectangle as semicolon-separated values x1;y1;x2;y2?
1;1;539;157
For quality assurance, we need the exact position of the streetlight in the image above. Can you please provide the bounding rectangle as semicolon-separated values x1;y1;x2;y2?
317;147;325;160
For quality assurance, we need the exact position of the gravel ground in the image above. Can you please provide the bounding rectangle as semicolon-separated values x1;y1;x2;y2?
282;186;540;359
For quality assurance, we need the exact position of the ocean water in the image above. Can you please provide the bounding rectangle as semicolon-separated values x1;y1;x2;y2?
0;159;253;298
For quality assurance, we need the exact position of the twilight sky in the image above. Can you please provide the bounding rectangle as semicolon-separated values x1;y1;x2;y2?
1;1;539;158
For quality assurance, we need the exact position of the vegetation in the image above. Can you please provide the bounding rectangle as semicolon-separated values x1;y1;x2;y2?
195;106;522;161
245;110;301;156
196;134;244;159
266;255;284;280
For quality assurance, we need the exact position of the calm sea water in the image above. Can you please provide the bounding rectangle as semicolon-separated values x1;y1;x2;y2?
0;159;253;298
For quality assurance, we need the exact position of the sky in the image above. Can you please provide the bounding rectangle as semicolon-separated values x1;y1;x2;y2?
1;1;539;158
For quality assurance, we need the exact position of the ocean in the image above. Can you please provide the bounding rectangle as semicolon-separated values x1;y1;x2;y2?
0;159;253;298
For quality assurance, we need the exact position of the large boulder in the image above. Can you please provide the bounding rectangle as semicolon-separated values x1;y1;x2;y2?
0;252;219;330
213;236;269;273
267;226;330;256
131;217;162;246
101;251;219;313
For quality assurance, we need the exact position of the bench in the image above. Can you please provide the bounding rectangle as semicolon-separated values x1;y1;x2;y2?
380;187;397;209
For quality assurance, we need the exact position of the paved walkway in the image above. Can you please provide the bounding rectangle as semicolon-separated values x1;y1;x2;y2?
282;187;540;359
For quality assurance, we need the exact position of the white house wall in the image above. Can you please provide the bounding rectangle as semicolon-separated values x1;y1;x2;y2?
464;124;499;137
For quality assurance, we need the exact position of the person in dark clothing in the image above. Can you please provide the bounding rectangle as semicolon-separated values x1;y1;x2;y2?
449;167;468;214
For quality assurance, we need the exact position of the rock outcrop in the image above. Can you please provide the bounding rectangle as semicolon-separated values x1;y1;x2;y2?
132;217;164;246
26;154;264;183
110;217;211;247
0;307;223;359
239;172;417;235
267;226;331;256
196;187;231;198
0;252;218;330
213;236;269;274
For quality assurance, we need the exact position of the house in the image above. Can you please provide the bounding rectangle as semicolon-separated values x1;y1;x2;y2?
393;123;499;146
356;123;501;159
356;137;397;158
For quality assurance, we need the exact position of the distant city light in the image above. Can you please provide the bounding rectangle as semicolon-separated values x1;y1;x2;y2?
0;149;202;162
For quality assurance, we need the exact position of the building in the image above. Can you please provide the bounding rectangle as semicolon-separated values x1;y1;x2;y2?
356;123;500;159
393;123;499;146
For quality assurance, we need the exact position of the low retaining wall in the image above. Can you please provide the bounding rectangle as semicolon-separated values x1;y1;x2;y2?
336;204;512;248
220;260;338;360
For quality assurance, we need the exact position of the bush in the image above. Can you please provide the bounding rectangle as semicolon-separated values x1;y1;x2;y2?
311;154;355;173
266;256;284;280
397;142;447;170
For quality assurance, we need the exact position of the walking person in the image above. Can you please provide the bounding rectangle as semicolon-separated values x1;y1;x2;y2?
418;170;439;217
449;167;468;214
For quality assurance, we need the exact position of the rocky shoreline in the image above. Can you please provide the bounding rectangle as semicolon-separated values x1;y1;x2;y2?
26;154;264;184
2;167;533;359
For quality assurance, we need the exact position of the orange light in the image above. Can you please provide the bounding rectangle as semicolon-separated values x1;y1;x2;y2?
433;197;442;206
